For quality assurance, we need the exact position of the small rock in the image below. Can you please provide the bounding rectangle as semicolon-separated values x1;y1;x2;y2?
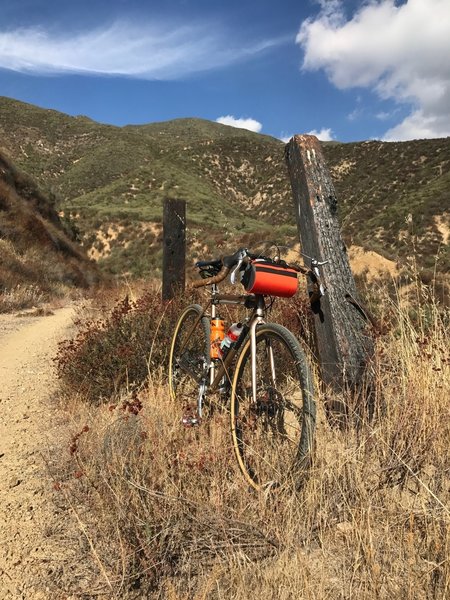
9;477;22;489
336;520;353;534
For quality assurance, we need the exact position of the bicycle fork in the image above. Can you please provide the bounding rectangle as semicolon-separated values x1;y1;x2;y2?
250;298;266;406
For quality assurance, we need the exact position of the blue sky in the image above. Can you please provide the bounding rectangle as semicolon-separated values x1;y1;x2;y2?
1;0;449;142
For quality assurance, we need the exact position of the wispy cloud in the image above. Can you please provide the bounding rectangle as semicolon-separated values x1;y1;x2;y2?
216;115;262;133
0;20;284;79
347;107;362;122
297;0;450;140
376;109;401;121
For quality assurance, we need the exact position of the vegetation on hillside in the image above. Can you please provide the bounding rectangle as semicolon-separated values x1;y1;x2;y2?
324;139;450;270
0;150;100;311
1;96;448;280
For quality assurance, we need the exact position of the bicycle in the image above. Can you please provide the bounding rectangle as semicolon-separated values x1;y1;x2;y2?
169;247;323;490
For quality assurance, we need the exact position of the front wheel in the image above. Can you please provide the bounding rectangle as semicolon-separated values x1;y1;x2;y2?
230;324;316;490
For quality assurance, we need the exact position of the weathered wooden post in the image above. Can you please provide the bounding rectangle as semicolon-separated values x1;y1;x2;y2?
285;135;374;418
162;198;186;301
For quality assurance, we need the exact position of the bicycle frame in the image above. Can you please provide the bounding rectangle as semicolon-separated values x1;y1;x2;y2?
177;283;267;418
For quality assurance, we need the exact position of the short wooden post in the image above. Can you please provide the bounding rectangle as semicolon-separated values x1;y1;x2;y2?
285;135;374;417
162;198;186;301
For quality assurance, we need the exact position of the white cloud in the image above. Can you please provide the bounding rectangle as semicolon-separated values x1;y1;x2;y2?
216;115;262;133
297;0;450;140
383;108;450;140
307;127;335;141
0;21;283;79
280;128;334;142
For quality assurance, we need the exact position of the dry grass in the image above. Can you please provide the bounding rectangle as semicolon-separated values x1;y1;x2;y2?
53;284;450;599
0;282;45;312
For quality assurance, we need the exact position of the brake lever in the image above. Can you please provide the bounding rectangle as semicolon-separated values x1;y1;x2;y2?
230;249;248;285
310;258;329;297
301;253;329;297
230;259;244;285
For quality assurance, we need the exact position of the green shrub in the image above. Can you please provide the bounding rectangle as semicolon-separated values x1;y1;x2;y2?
55;290;183;403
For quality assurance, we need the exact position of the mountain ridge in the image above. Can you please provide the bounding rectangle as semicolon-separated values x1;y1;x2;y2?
0;95;448;279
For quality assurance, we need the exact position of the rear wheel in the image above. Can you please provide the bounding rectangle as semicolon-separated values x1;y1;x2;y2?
230;323;315;490
169;305;210;421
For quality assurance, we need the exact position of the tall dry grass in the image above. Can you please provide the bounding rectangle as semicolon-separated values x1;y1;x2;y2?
54;282;449;599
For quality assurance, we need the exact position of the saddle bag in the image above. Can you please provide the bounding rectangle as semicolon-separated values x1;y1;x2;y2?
241;260;298;298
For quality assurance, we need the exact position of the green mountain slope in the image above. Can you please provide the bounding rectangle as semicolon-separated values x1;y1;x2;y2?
0;96;448;277
324;140;450;266
0;149;99;310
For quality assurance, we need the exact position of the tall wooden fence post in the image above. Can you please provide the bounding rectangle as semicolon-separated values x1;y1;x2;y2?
285;135;374;417
162;198;186;301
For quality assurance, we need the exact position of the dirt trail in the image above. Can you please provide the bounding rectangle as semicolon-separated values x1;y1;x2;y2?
0;307;97;599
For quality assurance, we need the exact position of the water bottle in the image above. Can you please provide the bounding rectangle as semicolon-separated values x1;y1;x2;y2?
220;322;243;358
210;317;225;359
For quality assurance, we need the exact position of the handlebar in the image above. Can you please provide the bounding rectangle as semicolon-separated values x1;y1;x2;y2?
192;247;326;300
192;266;231;288
192;248;249;288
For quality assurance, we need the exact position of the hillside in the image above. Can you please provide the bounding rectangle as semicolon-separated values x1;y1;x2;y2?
324;139;450;269
0;96;448;277
0;149;99;311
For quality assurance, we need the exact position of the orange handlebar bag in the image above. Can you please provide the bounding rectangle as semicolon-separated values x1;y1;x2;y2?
242;260;298;298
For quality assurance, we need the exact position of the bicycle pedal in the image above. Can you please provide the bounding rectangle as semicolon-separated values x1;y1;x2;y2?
182;416;200;427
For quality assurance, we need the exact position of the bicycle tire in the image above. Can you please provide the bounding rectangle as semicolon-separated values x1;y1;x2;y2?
230;323;315;490
169;305;210;415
